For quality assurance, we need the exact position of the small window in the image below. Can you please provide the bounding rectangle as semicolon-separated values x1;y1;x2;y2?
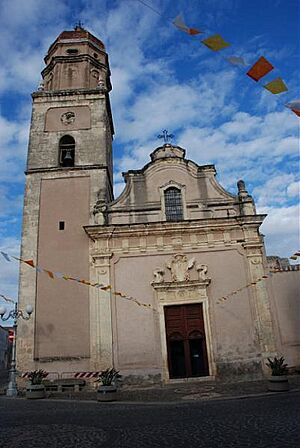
164;187;184;221
59;221;65;230
59;135;75;167
93;52;99;59
66;48;79;55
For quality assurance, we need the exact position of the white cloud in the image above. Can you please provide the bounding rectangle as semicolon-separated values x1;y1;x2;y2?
287;181;300;198
259;205;300;258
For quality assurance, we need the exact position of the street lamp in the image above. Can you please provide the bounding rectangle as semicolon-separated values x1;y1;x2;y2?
0;302;33;397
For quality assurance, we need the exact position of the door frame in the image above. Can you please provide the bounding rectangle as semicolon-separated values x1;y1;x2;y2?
153;280;216;382
164;303;209;379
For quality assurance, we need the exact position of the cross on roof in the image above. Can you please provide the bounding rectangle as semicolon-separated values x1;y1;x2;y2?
157;130;174;144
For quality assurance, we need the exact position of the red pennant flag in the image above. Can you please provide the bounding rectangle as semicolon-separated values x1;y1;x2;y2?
24;259;35;267
292;109;300;117
247;56;274;81
44;270;54;279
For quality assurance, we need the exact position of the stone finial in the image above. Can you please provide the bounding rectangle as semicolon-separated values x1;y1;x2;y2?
237;179;256;216
237;179;247;196
166;254;195;282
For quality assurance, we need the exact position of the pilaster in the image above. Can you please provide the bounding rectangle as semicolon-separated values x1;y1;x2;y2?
89;253;113;370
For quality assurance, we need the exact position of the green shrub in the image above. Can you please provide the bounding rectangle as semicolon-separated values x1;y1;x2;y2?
266;357;288;376
27;369;48;385
96;368;121;386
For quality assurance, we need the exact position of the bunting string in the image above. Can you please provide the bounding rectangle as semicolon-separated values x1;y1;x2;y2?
0;251;153;311
0;251;298;311
0;294;16;304
135;0;299;116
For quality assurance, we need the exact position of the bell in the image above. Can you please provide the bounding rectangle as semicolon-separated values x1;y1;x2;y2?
63;150;74;167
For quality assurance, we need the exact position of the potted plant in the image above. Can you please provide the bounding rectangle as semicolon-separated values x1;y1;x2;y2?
96;368;121;402
26;369;48;399
266;357;289;392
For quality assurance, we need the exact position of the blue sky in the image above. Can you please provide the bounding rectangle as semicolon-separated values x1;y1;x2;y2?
0;0;299;306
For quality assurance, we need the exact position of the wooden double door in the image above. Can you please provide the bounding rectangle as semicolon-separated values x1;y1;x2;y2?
164;304;209;379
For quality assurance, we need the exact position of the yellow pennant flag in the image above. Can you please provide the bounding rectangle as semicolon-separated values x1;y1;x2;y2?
264;77;288;94
201;34;230;51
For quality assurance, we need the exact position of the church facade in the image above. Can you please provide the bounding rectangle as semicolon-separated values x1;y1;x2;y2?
17;27;299;384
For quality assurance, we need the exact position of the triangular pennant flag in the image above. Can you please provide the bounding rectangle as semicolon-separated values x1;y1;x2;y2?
54;272;65;279
173;14;189;32
189;28;202;36
264;77;288;94
291;109;300;117
247;56;274;81
44;270;54;279
285;100;300;113
0;251;11;262
36;266;43;273
201;34;230;51
173;14;203;35
226;56;247;66
285;101;300;117
24;259;35;267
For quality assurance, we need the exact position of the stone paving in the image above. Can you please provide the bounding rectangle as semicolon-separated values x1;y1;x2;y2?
0;390;299;447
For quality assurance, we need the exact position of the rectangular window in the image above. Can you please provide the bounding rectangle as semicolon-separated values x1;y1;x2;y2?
164;187;184;221
59;221;65;230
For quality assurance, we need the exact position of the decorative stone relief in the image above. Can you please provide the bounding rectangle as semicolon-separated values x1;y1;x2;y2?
153;269;165;283
166;254;195;282
196;264;210;281
61;111;75;125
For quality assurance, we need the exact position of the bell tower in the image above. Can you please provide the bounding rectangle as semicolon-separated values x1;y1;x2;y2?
17;26;114;373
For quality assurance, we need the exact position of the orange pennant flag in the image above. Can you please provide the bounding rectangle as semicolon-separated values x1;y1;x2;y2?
44;270;54;279
24;259;35;267
247;56;274;81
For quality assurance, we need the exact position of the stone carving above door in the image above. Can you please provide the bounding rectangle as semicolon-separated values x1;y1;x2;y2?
152;254;211;285
166;254;195;282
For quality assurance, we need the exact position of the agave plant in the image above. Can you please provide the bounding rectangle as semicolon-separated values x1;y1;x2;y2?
96;368;121;386
27;369;48;385
266;357;288;376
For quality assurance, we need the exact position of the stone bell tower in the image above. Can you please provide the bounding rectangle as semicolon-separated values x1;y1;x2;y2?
17;26;114;373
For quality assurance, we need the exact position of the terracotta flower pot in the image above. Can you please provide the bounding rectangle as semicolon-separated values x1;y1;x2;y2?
97;385;119;402
26;384;46;399
268;375;289;392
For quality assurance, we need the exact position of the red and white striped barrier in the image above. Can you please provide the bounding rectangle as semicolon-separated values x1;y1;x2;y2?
73;372;100;379
21;372;49;379
21;371;100;379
